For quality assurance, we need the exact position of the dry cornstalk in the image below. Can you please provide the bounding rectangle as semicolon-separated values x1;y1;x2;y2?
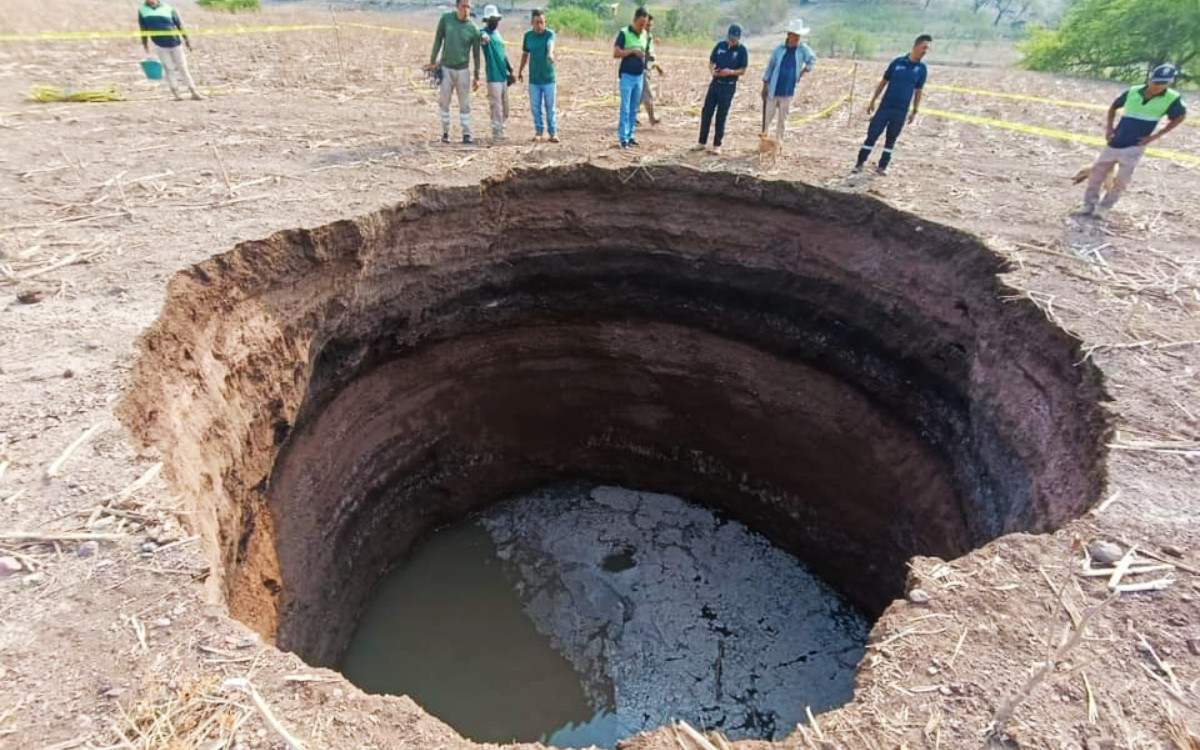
0;530;124;542
1107;545;1139;590
675;720;720;750
44;423;104;478
223;678;307;750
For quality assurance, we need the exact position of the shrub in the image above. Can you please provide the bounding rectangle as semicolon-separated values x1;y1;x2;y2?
812;21;875;59
731;0;787;34
659;0;722;43
546;6;606;39
196;0;260;11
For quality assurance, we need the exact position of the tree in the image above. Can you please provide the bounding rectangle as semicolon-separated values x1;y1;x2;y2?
1020;0;1199;80
731;0;788;33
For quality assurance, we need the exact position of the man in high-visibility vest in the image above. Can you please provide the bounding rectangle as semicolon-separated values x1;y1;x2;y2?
613;7;650;149
1081;64;1187;217
138;0;202;101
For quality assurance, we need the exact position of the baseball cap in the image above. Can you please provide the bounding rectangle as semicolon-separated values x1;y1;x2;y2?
482;4;501;19
727;24;742;39
1150;64;1177;83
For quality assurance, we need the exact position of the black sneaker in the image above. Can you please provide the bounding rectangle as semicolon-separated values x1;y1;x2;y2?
851;164;864;174
619;141;629;149
463;134;474;145
441;132;450;143
628;138;640;147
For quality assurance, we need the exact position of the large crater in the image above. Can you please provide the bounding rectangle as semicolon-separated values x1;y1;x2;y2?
119;165;1109;733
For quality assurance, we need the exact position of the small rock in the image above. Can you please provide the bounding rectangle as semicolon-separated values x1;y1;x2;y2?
236;634;260;649
16;290;43;304
908;588;932;604
1087;540;1123;565
22;571;47;586
1161;544;1185;558
140;541;158;553
78;541;99;558
102;687;125;699
0;556;22;577
1187;639;1200;657
938;685;952;695
152;617;171;629
926;665;939;676
62;369;74;379
83;340;102;351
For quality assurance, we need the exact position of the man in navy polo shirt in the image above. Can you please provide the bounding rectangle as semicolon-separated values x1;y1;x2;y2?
692;24;748;156
1080;64;1187;217
854;34;931;175
138;0;202;101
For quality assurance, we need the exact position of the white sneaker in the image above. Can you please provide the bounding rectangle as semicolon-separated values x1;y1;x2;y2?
713;146;722;155
1074;202;1095;216
690;143;705;151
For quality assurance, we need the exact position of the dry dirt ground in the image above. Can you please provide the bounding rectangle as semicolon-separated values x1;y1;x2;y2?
1;0;1199;748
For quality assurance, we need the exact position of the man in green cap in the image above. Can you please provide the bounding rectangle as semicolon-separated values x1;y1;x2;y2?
138;0;202;101
479;4;512;142
431;0;483;144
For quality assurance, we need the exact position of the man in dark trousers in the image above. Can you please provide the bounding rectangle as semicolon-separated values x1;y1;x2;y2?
854;34;931;175
692;24;748;156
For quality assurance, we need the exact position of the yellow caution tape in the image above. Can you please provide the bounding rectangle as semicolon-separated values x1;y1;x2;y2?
922;107;1200;166
788;95;848;126
0;24;339;42
927;83;1107;112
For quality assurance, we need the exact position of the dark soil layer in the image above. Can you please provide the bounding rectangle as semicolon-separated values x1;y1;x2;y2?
120;165;1109;680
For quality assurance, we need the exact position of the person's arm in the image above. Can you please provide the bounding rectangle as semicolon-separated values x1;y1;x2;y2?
908;89;923;123
613;34;643;59
1104;92;1126;142
867;77;887;114
472;31;481;90
139;12;150;54
804;45;817;74
728;48;747;77
174;11;190;50
1142;101;1187;145
547;32;556;64
430;16;446;65
518;49;529;81
761;49;775;97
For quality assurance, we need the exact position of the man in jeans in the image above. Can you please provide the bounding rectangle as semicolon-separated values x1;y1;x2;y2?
138;0;202;101
612;7;650;149
519;9;558;142
1081;64;1187;218
760;19;816;142
430;0;482;144
854;34;931;175
479;5;511;142
693;24;748;156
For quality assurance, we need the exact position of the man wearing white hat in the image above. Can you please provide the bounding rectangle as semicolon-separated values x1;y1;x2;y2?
479;4;512;142
760;19;816;142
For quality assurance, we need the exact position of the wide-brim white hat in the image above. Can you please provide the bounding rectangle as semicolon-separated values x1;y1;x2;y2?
482;4;501;19
786;18;810;35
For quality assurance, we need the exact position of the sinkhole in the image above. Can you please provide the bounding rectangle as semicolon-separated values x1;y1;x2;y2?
119;164;1110;748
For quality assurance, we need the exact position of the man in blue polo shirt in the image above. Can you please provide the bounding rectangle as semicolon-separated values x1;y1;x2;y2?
138;0;202;101
1080;64;1187;217
692;24;748;156
613;8;650;148
853;34;930;175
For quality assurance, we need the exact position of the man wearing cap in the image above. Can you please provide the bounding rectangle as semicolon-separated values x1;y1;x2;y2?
854;34;931;175
693;24;748;156
613;7;650;148
479;5;512;142
1080;64;1187;217
431;0;482;144
761;19;817;142
138;0;202;101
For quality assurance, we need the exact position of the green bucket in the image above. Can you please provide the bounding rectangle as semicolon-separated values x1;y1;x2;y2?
140;59;163;80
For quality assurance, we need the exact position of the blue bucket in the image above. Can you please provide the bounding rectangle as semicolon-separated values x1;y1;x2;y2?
140;59;163;80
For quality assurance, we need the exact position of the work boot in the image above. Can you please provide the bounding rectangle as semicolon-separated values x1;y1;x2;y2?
1074;202;1095;216
441;132;450;144
713;145;722;155
462;134;474;145
548;134;560;143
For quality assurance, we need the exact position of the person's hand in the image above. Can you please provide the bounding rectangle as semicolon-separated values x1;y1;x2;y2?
481;33;490;45
656;66;664;76
1105;126;1114;142
518;72;524;82
866;100;876;115
548;54;556;64
908;110;917;124
185;39;192;51
472;78;480;91
632;49;645;59
1137;134;1156;146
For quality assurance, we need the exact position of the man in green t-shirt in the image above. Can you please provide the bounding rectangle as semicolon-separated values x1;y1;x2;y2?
479;4;511;142
430;0;482;144
518;9;558;142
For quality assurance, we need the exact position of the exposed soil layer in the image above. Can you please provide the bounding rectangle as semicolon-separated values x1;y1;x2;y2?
120;165;1109;682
